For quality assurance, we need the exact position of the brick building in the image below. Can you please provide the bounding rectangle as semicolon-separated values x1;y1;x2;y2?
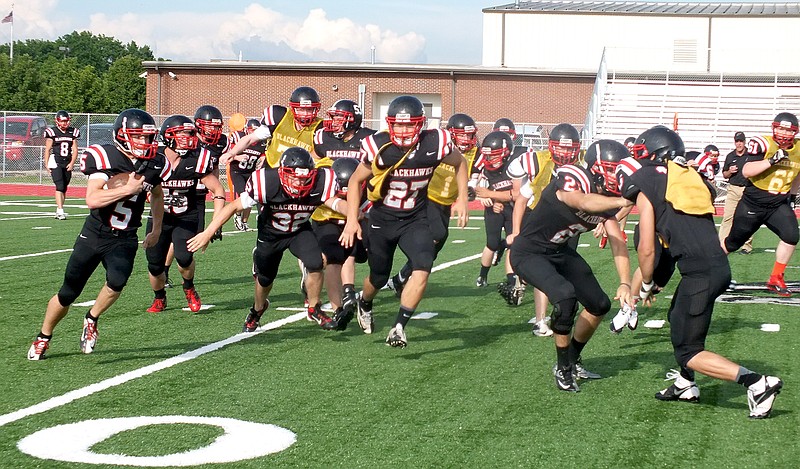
140;61;595;138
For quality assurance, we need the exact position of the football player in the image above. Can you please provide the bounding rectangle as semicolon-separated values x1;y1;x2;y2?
188;147;344;332
227;118;265;231
44;110;80;220
623;126;782;418
386;113;481;297
506;123;582;336
473;131;516;291
508;138;633;392
144;115;226;314
221;86;323;169
27;109;171;360
723;112;800;296
339;95;469;348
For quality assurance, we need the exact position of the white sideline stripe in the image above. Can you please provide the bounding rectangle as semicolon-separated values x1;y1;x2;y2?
0;252;481;428
0;249;74;262
0;312;307;428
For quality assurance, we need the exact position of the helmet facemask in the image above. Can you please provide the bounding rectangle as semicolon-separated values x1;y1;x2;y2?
278;166;317;197
117;126;158;160
549;138;581;166
323;109;356;138
387;114;425;148
164;124;199;156
450;126;478;152
195;119;223;145
772;120;798;148
290;101;321;127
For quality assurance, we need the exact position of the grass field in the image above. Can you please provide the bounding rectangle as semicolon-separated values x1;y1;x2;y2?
0;195;797;468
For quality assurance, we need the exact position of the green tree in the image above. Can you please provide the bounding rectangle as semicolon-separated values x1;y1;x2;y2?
100;55;148;113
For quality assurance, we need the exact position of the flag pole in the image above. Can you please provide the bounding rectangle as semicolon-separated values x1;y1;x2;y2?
9;4;13;64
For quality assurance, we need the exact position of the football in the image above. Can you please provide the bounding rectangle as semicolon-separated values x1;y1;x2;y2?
105;173;130;189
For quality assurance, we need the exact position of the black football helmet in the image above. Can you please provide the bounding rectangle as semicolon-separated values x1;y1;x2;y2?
772;112;799;148
623;136;636;153
631;125;685;162
548;123;581;166
323;99;362;138
278;147;318;197
245;119;261;135
194;105;224;145
446;113;478;152
479;131;514;171
55;110;71;131
331;157;361;196
386;95;426;148
159;115;198;155
584;139;629;195
113;108;158;160
493;118;516;140
289;86;321;127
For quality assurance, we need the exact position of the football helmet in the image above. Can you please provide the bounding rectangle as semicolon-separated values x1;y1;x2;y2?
194;105;224;145
386;95;426;148
584;139;629;195
548;123;581;166
772;112;799;148
479;131;514;171
493;118;517;140
113;108;158;160
331;157;361;196
323;99;362;138
624;136;636;152
278;147;317;197
703;144;720;165
159;115;198;155
55;110;71;132
446;113;478;152
289;86;321;127
631;125;685;162
245;118;261;135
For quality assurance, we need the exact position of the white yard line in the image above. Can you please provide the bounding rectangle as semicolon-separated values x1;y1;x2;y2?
0;252;481;427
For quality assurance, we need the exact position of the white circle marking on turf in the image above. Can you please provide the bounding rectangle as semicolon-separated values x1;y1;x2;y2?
17;415;296;466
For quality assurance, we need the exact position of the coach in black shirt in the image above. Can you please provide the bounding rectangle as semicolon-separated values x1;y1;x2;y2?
719;131;752;253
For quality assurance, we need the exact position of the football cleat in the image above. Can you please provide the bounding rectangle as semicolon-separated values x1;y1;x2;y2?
80;316;98;354
55;211;67;220
554;365;580;392
332;307;354;331
476;276;488;288
532;318;553;337
598;235;608;249
610;304;634;334
209;227;223;243
147;297;167;313
655;369;700;402
241;221;250;231
243;301;268;332
747;375;783;419
767;274;791;297
184;287;202;313
386;275;405;299
27;337;49;360
627;307;639;330
356;292;374;334
233;213;245;231
574;357;602;380
307;304;338;330
385;323;408;348
164;276;174;289
508;278;525;306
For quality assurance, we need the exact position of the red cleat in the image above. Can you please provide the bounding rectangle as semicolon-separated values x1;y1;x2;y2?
184;287;202;312
599;236;608;249
767;274;791;297
147;297;167;313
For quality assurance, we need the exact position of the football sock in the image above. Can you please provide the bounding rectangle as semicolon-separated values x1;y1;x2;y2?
556;346;570;369
736;367;762;387
680;366;695;382
396;306;415;328
479;265;491;278
771;262;787;278
343;283;355;292
568;338;587;364
164;265;171;277
85;311;99;323
37;332;52;340
506;273;517;285
183;278;194;290
154;288;166;299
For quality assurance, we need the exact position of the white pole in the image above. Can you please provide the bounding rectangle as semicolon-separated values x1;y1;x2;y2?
8;4;13;64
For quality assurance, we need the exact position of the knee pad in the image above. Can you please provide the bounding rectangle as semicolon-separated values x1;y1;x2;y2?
147;261;166;277
174;252;194;270
587;295;612;317
783;231;799;246
550;298;579;335
370;272;390;290
674;344;704;369
55;181;68;193
303;256;324;273
486;238;502;252
256;273;273;288
409;251;435;273
57;285;79;306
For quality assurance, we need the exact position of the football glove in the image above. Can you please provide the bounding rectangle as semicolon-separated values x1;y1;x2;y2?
768;149;788;166
210;227;223;243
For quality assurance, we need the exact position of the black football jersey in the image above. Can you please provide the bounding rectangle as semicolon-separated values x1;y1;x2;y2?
158;146;215;217
361;129;453;217
518;164;618;249
196;137;227;195
313;127;376;162
242;167;337;236
228;130;266;173
44;125;80;165
80;144;171;232
622;162;723;259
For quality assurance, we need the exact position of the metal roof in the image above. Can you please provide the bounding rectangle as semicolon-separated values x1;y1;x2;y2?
484;2;800;16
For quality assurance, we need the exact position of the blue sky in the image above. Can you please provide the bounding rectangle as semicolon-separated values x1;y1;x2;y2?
0;0;494;64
